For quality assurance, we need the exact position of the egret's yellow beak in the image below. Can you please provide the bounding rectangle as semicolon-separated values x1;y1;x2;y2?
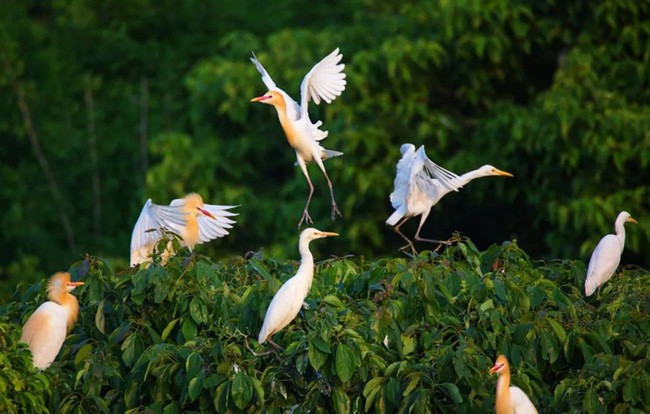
197;207;216;220
495;169;514;177
251;95;271;102
489;363;503;374
66;281;85;287
627;217;638;224
317;231;339;238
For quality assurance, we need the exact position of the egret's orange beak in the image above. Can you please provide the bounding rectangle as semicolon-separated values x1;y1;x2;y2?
197;207;216;220
317;231;339;237
251;95;271;102
627;217;638;224
495;169;514;177
66;281;85;287
489;363;503;374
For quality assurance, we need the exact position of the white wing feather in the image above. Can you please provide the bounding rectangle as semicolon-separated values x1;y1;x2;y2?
197;204;239;243
130;199;188;266
389;144;417;210
250;52;300;121
299;48;347;117
509;386;538;414
416;146;461;193
585;234;622;295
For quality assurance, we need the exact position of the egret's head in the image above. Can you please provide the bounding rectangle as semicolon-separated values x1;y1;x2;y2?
478;165;513;178
184;193;216;219
251;90;284;106
399;143;415;156
300;228;339;242
48;272;84;300
618;211;638;225
489;355;509;375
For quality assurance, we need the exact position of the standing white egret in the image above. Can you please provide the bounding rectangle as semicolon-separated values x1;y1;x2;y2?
130;192;238;266
584;211;637;297
250;48;346;227
21;272;84;369
258;228;338;348
490;355;538;414
386;143;513;254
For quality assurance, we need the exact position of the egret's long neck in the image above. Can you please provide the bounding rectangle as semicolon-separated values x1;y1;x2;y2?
52;290;80;332
452;168;485;188
614;218;627;244
495;371;512;414
298;239;315;289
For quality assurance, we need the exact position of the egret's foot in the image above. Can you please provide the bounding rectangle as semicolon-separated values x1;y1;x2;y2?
298;209;313;228
331;203;342;221
415;237;453;246
267;338;284;352
399;243;417;257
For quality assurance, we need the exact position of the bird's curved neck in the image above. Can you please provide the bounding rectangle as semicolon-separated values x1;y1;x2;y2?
614;219;627;243
453;168;485;188
51;292;80;331
298;240;315;285
495;372;512;414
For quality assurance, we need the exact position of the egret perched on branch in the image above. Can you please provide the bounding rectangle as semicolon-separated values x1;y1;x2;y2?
20;272;84;369
250;48;347;227
490;355;538;414
258;228;338;348
386;143;513;255
584;211;637;297
130;193;238;266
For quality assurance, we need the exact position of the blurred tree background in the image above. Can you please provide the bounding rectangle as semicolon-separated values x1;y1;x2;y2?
0;0;648;297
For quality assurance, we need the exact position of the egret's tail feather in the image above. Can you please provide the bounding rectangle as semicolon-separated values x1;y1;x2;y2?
386;210;404;226
323;149;343;160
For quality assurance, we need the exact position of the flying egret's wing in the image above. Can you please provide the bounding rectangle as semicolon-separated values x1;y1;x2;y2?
197;204;239;243
585;234;622;295
389;144;417;210
509;386;539;414
130;199;187;265
250;52;278;91
299;48;346;117
416;146;461;193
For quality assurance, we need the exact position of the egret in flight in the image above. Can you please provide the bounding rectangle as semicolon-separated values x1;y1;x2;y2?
490;355;538;414
258;228;338;348
584;211;637;297
250;48;346;227
130;193;238;266
386;143;513;255
21;272;84;369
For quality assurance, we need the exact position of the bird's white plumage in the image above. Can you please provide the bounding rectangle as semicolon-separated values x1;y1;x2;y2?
299;48;347;111
250;53;301;121
258;228;337;344
509;386;539;414
130;195;238;266
584;211;636;296
21;302;69;369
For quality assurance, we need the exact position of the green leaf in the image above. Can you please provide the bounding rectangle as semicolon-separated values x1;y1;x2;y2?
186;352;203;378
74;343;93;370
249;259;272;280
188;371;205;402
323;295;344;308
440;383;463;404
231;371;253;410
182;318;197;341
161;319;179;341
335;343;355;383
189;297;208;324
332;387;351;414
94;300;105;334
308;341;328;370
583;389;603;414
547;317;567;342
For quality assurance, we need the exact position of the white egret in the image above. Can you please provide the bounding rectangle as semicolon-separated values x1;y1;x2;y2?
20;272;84;369
258;228;338;348
250;48;346;227
130;192;238;266
386;143;513;255
584;211;637;297
490;355;539;414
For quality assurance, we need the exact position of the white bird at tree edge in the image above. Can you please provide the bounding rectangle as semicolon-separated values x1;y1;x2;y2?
584;211;637;297
386;143;513;255
130;193;238;267
20;272;84;369
250;48;346;227
258;228;338;349
490;355;538;414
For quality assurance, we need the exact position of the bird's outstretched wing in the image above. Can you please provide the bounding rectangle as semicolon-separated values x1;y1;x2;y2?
299;48;346;117
197;204;239;243
130;199;187;265
416;146;461;193
389;144;417;210
250;52;278;91
509;386;538;414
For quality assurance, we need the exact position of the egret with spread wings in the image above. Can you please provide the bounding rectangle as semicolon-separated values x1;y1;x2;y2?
584;211;637;297
130;193;238;266
250;48;346;227
386;143;513;255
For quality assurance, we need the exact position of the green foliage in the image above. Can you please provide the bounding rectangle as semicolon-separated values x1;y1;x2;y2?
1;240;647;412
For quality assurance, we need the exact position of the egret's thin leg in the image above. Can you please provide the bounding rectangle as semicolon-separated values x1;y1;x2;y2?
414;209;451;245
313;156;342;220
296;156;314;227
393;216;417;256
267;337;284;352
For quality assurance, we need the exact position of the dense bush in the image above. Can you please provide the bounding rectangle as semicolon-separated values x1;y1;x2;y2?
1;240;647;413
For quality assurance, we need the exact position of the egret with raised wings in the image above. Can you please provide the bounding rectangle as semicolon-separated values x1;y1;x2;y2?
250;48;346;226
584;211;637;297
490;355;538;414
258;228;338;348
21;272;84;369
386;143;513;255
130;193;238;266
